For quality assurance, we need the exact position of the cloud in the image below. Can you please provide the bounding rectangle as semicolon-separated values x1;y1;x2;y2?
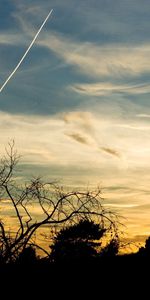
70;82;150;96
38;32;150;78
116;124;150;131
12;10;150;80
136;114;150;118
62;111;93;133
0;33;23;45
12;0;150;46
100;147;120;158
66;132;89;145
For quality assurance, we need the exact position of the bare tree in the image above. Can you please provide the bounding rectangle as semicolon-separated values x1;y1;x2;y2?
0;142;120;263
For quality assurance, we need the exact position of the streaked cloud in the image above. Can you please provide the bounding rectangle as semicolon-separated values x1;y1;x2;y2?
100;147;120;158
66;132;89;145
38;33;150;78
0;33;23;45
136;114;150;118
116;124;150;131
71;82;150;96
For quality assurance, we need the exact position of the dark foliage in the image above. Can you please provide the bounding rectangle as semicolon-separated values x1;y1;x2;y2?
17;246;37;264
100;238;119;257
50;219;112;262
138;236;150;256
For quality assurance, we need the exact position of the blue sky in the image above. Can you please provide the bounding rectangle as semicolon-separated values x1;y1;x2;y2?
1;0;150;242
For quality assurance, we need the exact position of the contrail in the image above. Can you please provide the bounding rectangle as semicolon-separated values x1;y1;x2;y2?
0;9;53;93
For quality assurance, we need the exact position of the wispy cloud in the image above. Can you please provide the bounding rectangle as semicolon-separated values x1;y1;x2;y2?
136;114;150;118
0;33;23;45
70;82;150;96
38;32;150;78
116;124;150;131
66;132;89;145
100;147;120;158
62;111;93;133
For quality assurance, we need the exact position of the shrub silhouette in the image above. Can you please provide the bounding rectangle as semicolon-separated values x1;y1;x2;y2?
138;236;150;256
100;238;119;257
145;237;150;252
17;246;37;264
50;219;106;262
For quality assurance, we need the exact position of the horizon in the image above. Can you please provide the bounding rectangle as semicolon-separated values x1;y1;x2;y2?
1;0;150;246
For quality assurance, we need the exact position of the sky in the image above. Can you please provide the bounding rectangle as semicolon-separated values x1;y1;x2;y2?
1;0;150;244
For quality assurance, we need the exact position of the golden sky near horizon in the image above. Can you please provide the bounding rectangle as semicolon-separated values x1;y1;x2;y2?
1;109;150;247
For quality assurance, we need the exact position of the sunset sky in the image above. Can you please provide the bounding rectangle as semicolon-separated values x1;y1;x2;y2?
1;0;150;244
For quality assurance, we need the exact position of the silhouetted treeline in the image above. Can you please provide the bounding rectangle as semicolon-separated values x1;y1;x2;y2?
0;220;150;268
